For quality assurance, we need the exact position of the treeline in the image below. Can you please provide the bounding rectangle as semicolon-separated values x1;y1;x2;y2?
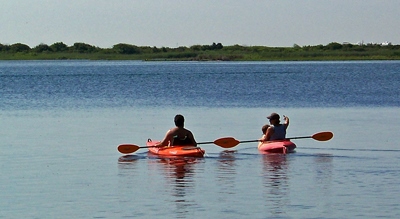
0;42;224;54
1;41;400;61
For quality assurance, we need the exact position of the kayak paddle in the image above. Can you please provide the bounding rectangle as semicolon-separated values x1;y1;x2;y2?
213;131;334;148
117;138;232;154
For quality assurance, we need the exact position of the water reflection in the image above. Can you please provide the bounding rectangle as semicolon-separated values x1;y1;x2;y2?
216;150;237;196
313;153;334;214
261;154;290;216
155;157;199;180
148;155;203;218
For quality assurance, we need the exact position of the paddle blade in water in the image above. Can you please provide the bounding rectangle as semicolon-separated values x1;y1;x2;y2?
214;137;240;148
118;144;140;154
312;132;333;141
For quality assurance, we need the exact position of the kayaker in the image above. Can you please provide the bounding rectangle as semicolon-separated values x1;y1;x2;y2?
258;124;270;146
260;113;289;141
260;124;270;139
155;114;197;147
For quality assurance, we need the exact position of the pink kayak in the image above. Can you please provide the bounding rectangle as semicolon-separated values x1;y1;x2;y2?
258;140;296;154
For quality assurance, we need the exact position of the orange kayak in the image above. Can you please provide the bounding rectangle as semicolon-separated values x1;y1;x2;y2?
258;140;296;154
146;139;205;158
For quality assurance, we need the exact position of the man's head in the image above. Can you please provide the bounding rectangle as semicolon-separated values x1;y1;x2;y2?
174;114;185;127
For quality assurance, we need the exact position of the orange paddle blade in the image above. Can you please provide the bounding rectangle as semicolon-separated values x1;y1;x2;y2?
213;137;240;148
118;144;140;154
311;132;333;141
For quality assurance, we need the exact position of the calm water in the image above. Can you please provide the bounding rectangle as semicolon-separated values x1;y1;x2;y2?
1;61;400;218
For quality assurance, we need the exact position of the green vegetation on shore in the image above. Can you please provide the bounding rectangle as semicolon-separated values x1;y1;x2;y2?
1;41;400;61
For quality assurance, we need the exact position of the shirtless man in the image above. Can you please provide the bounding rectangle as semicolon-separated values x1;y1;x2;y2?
155;114;197;147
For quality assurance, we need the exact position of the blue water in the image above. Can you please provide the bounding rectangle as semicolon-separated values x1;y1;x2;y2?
1;60;399;109
1;61;400;218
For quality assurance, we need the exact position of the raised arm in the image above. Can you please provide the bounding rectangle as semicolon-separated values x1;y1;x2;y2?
283;115;289;129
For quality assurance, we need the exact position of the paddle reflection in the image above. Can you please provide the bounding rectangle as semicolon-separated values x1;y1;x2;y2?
117;155;141;172
261;154;290;216
117;155;141;164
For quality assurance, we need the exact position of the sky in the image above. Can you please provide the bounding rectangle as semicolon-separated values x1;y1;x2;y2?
1;0;399;48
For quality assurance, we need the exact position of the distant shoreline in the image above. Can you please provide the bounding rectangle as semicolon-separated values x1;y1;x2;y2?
1;42;399;61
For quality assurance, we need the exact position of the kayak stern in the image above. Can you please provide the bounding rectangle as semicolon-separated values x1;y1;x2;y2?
147;139;205;158
258;140;296;154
